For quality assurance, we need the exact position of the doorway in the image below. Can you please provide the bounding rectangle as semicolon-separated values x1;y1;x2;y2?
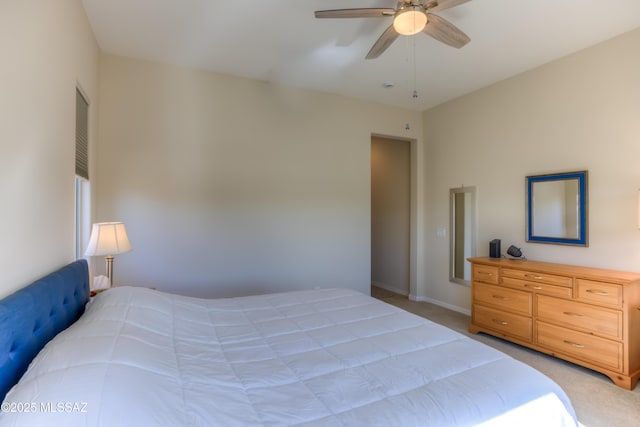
371;136;411;296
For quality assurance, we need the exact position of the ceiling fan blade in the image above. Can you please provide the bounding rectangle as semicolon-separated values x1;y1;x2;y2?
423;13;470;48
425;0;472;13
314;8;395;19
366;25;399;59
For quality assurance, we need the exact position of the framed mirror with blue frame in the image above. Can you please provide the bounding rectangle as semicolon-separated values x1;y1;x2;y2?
526;170;588;246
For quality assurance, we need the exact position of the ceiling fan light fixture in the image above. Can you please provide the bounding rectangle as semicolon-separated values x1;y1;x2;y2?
393;7;427;36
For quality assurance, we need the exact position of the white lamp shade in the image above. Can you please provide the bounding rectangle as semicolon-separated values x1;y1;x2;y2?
84;222;132;257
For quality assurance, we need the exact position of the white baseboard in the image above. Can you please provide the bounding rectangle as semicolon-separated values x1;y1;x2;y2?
371;281;409;296
373;282;470;316
408;294;471;316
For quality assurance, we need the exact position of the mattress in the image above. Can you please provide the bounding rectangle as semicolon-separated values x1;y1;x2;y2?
0;287;578;426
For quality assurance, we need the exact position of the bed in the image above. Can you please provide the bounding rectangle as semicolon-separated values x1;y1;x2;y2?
0;260;578;426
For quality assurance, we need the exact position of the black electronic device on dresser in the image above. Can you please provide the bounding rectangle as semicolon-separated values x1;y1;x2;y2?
489;239;501;258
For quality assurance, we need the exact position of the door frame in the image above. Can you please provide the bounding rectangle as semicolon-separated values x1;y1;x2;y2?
371;133;423;300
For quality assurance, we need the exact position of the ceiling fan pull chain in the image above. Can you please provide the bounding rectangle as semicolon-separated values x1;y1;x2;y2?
412;35;418;99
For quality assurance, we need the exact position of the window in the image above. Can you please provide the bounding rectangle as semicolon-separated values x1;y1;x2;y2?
75;88;90;259
75;89;89;180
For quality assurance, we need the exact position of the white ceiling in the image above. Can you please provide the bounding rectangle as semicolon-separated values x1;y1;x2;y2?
81;0;640;111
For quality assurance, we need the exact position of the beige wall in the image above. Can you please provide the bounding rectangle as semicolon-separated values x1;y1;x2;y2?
3;3;637;309
423;28;640;313
96;55;424;297
0;0;100;298
371;136;410;295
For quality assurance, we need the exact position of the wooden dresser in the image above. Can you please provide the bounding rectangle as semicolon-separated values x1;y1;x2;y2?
468;257;640;389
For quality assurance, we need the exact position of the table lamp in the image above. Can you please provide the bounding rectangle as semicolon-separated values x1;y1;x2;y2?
84;222;132;286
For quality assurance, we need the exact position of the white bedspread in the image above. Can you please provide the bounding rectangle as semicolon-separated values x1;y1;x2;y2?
1;287;578;426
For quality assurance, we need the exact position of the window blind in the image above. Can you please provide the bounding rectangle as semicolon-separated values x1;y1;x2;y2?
75;89;89;180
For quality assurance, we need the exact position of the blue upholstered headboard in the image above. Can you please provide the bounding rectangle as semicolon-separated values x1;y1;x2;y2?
0;260;90;401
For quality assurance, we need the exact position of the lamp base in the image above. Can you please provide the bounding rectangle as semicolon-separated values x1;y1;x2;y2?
105;255;114;287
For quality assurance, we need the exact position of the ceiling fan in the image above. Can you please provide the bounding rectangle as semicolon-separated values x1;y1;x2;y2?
314;0;471;59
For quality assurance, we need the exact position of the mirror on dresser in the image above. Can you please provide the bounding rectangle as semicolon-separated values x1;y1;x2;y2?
450;186;476;285
526;171;588;246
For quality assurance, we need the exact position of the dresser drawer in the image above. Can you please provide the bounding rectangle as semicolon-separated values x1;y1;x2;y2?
474;305;532;342
502;276;572;299
502;268;572;287
536;295;622;340
474;283;532;316
576;279;622;308
473;265;499;284
536;321;622;371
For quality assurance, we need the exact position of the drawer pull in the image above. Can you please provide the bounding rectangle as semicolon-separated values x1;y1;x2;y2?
563;311;585;318
563;340;585;349
525;274;543;280
492;319;509;326
524;284;543;290
492;295;508;301
586;289;609;296
478;271;493;276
